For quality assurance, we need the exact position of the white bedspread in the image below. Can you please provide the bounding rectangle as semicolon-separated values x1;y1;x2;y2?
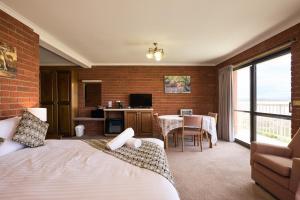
0;139;179;200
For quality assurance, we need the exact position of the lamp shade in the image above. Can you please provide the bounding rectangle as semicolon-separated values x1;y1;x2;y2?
27;108;47;122
154;51;162;61
146;52;153;59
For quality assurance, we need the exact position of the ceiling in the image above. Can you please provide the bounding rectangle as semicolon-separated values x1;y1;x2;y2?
1;0;300;67
40;47;75;66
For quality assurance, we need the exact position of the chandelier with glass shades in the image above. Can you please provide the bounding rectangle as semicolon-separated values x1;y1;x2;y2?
146;42;164;61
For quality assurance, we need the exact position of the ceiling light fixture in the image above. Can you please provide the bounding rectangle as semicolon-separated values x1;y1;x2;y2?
146;42;164;61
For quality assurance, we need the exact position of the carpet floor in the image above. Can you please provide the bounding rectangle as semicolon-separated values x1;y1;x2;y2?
166;139;276;200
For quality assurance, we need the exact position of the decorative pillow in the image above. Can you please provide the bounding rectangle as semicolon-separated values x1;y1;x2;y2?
12;111;49;148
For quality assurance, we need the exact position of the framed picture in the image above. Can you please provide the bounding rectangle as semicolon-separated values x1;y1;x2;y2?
180;109;193;116
0;42;17;78
164;76;191;93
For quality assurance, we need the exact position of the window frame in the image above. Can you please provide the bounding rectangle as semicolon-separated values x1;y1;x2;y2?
233;48;292;146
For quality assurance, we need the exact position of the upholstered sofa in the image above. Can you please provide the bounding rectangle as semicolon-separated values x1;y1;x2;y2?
250;128;300;200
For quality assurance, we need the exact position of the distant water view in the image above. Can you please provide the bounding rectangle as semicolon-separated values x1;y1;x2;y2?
234;100;291;146
233;53;291;146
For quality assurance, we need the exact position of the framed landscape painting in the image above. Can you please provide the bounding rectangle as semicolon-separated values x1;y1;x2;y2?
0;42;17;78
164;76;191;93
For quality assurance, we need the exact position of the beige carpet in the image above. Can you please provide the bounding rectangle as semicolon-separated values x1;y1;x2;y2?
166;139;276;200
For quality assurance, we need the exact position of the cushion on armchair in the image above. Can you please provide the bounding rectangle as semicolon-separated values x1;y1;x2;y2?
253;153;293;177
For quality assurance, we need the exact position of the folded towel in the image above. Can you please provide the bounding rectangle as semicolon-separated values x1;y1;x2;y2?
125;138;142;149
106;128;134;150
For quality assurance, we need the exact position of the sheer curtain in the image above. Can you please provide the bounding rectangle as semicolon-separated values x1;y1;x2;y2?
218;65;234;142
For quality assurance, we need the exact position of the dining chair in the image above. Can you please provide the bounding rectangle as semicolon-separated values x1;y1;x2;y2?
201;112;218;143
153;113;178;149
208;112;218;124
206;112;218;146
181;115;203;152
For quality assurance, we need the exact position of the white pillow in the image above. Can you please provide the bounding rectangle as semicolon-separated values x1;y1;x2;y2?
0;116;21;139
106;128;134;150
0;140;25;156
125;138;142;149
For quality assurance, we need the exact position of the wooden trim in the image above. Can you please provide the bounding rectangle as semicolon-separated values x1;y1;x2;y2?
233;39;296;68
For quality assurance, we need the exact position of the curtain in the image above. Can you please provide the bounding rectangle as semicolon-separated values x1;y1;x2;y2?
218;65;234;142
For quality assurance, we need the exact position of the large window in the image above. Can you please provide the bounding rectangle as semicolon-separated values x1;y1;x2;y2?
233;66;251;144
233;50;291;146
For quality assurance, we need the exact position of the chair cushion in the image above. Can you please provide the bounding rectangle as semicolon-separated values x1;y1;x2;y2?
183;128;201;136
253;153;292;177
253;163;290;189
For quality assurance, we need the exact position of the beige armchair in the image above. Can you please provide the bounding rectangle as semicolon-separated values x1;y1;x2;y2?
250;128;300;200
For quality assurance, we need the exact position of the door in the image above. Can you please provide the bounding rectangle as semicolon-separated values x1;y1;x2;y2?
57;71;72;137
255;52;291;145
233;66;251;144
40;70;58;138
125;111;139;134
233;50;291;146
139;111;153;136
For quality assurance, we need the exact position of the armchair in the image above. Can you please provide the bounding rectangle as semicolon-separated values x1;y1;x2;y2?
251;128;300;200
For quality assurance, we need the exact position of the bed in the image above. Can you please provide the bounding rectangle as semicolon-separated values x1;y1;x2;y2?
0;139;180;200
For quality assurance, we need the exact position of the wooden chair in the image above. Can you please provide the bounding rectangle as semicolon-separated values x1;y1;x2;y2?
208;112;218;124
203;112;218;147
181;115;203;152
153;113;178;149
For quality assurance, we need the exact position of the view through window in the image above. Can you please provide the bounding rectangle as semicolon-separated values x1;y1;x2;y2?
233;51;291;146
233;66;250;144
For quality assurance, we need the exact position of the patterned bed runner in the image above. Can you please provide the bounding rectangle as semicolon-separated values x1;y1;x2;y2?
82;139;174;184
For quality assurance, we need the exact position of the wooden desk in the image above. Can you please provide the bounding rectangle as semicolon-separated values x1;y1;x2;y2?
73;108;153;136
104;108;153;137
73;117;105;121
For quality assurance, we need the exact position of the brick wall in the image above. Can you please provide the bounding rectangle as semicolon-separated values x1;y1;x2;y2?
0;10;40;119
77;66;217;135
217;23;300;137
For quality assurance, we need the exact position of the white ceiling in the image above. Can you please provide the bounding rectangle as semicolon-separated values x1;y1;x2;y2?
1;0;300;67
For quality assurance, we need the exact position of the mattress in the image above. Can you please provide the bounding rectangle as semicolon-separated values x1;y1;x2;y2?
0;139;179;200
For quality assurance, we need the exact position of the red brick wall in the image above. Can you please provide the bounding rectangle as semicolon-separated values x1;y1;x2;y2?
77;66;217;135
217;23;300;137
0;10;40;119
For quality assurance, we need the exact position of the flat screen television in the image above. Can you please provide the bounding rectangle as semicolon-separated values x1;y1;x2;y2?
129;94;152;108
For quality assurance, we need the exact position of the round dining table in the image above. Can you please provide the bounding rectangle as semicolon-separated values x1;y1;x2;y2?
158;115;217;149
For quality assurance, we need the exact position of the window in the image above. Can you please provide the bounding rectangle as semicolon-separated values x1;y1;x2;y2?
233;66;251;144
233;50;291;146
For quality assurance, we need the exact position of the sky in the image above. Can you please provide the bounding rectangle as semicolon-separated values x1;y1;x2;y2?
236;53;291;101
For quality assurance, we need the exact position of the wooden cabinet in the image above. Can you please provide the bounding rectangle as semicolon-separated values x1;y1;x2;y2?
40;68;78;139
125;110;153;137
125;111;139;133
140;111;153;135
